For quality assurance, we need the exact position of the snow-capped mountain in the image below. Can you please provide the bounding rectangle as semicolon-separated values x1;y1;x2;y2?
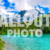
15;9;41;22
18;9;41;18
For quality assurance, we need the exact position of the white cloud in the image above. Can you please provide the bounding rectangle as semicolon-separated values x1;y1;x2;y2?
8;0;50;11
0;0;15;16
0;0;50;16
28;0;50;7
0;6;14;16
8;0;33;11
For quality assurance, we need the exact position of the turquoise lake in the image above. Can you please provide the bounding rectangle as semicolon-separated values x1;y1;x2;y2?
1;34;50;50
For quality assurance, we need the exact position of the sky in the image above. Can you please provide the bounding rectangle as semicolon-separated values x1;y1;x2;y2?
0;0;50;15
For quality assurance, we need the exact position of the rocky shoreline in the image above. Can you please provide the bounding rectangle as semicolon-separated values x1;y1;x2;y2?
2;41;7;50
0;39;6;50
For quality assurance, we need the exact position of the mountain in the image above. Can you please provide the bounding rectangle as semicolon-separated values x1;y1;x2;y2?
16;9;41;22
2;9;41;23
18;9;41;17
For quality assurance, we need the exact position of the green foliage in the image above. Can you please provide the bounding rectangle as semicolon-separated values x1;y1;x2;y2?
0;14;50;34
0;39;3;50
0;47;3;50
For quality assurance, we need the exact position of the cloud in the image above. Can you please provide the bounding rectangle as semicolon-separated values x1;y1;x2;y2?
8;0;50;11
8;0;33;11
7;0;50;14
27;0;50;7
0;0;18;15
0;0;4;5
0;6;14;15
0;0;50;15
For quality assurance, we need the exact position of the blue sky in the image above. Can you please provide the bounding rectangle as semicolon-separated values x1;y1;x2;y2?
2;0;15;9
2;0;19;14
0;0;50;15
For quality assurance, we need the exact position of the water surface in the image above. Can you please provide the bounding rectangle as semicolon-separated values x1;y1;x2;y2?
1;34;50;50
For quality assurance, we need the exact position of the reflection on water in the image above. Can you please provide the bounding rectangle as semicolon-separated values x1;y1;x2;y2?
1;34;50;50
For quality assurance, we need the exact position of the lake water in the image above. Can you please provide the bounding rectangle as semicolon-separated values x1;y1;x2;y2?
1;34;50;50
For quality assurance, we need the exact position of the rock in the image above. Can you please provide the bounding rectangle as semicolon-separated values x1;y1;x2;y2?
2;41;6;44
